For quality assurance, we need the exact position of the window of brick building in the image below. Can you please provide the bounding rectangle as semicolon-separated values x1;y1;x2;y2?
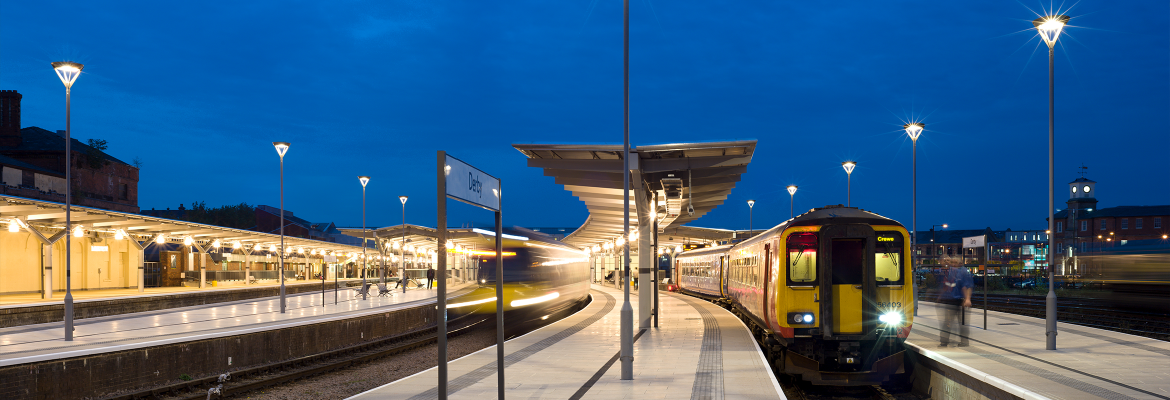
119;183;128;200
1156;217;1163;229
1081;220;1087;231
1121;219;1128;229
1057;222;1063;233
1100;220;1106;230
1136;218;1143;229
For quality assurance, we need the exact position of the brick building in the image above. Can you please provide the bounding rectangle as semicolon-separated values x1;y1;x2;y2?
1052;176;1170;255
0;90;139;213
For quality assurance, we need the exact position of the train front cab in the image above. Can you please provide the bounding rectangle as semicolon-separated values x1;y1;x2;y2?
777;223;913;385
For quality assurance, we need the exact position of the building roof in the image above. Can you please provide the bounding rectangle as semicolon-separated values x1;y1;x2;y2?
1070;177;1096;184
256;204;316;233
1054;205;1170;219
1;127;132;167
0;153;62;177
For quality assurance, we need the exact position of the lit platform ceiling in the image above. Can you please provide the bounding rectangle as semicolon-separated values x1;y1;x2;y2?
513;141;756;250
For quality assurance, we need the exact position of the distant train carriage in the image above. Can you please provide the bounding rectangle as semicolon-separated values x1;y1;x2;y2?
674;205;913;385
674;245;729;298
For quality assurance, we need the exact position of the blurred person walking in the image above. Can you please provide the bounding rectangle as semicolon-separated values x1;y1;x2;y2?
938;266;973;347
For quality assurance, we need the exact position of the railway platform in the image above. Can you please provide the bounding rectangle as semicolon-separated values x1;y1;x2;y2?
0;278;364;307
350;284;785;400
907;301;1170;400
0;282;474;367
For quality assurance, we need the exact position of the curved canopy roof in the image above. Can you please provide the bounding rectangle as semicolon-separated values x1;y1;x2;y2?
513;140;756;250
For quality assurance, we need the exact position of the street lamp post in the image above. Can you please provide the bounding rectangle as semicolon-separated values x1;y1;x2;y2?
905;122;924;316
619;0;633;381
359;176;370;300
842;161;857;207
1034;13;1069;351
273;142;290;313
52;61;83;341
747;199;755;237
786;185;798;219
399;196;408;293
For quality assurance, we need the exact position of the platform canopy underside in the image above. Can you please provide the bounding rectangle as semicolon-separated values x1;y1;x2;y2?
513;141;757;250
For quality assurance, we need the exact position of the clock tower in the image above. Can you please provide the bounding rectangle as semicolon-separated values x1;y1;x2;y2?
1067;177;1097;212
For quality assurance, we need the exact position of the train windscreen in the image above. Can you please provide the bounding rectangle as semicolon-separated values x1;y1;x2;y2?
787;233;818;284
875;233;904;285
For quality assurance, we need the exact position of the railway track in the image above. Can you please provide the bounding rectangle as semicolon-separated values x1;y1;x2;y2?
923;292;1170;340
106;313;493;400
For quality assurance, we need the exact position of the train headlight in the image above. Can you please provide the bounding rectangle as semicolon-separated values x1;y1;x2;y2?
787;312;814;325
879;311;903;326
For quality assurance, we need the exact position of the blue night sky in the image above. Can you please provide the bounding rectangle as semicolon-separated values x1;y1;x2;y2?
2;1;1167;234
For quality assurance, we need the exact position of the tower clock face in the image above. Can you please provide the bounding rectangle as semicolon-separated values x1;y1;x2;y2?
1083;185;1091;193
1072;186;1078;193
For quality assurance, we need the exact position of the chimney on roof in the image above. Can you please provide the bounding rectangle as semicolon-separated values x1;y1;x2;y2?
0;90;21;147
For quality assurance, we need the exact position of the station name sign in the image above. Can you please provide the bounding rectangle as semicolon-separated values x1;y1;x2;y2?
445;154;500;212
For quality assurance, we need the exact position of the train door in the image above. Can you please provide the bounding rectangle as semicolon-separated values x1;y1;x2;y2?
719;255;727;297
820;224;876;337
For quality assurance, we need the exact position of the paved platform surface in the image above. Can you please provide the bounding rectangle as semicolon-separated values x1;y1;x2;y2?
0;278;368;308
0;283;473;367
908;301;1170;400
351;284;785;400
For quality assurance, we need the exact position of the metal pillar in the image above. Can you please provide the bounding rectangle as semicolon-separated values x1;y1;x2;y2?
63;84;74;341
1045;46;1058;351
619;0;634;381
436;151;449;398
494;188;505;400
912;138;918;316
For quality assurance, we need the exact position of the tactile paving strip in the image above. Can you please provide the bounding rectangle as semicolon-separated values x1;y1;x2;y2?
677;296;725;400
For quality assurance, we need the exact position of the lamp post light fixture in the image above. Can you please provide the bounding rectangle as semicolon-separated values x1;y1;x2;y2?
359;176;371;300
786;185;798;218
273;141;290;313
904;122;925;316
52;60;83;341
1034;13;1070;352
842;161;857;207
747;199;756;237
399;195;408;293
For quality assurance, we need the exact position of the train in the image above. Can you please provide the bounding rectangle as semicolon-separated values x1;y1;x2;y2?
443;228;592;335
673;205;914;385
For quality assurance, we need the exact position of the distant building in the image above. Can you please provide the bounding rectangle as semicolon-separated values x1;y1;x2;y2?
915;227;1051;272
0;90;139;213
1052;176;1170;255
141;204;189;220
255;205;361;245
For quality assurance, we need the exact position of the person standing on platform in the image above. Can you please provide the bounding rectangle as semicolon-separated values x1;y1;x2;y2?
938;266;973;347
427;267;436;290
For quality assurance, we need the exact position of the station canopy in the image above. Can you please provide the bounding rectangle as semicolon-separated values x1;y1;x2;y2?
0;194;367;255
513;140;756;251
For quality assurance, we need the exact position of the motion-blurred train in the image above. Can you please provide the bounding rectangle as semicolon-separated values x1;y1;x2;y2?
1075;248;1170;314
443;228;592;335
674;205;913;385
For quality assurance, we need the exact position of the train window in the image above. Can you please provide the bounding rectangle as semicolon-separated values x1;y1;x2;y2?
876;233;904;284
831;239;865;285
787;233;817;284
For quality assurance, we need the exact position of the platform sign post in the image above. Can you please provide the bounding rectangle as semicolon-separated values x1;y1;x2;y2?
438;151;502;400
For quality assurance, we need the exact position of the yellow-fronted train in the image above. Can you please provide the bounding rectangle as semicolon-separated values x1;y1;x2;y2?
673;205;913;385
